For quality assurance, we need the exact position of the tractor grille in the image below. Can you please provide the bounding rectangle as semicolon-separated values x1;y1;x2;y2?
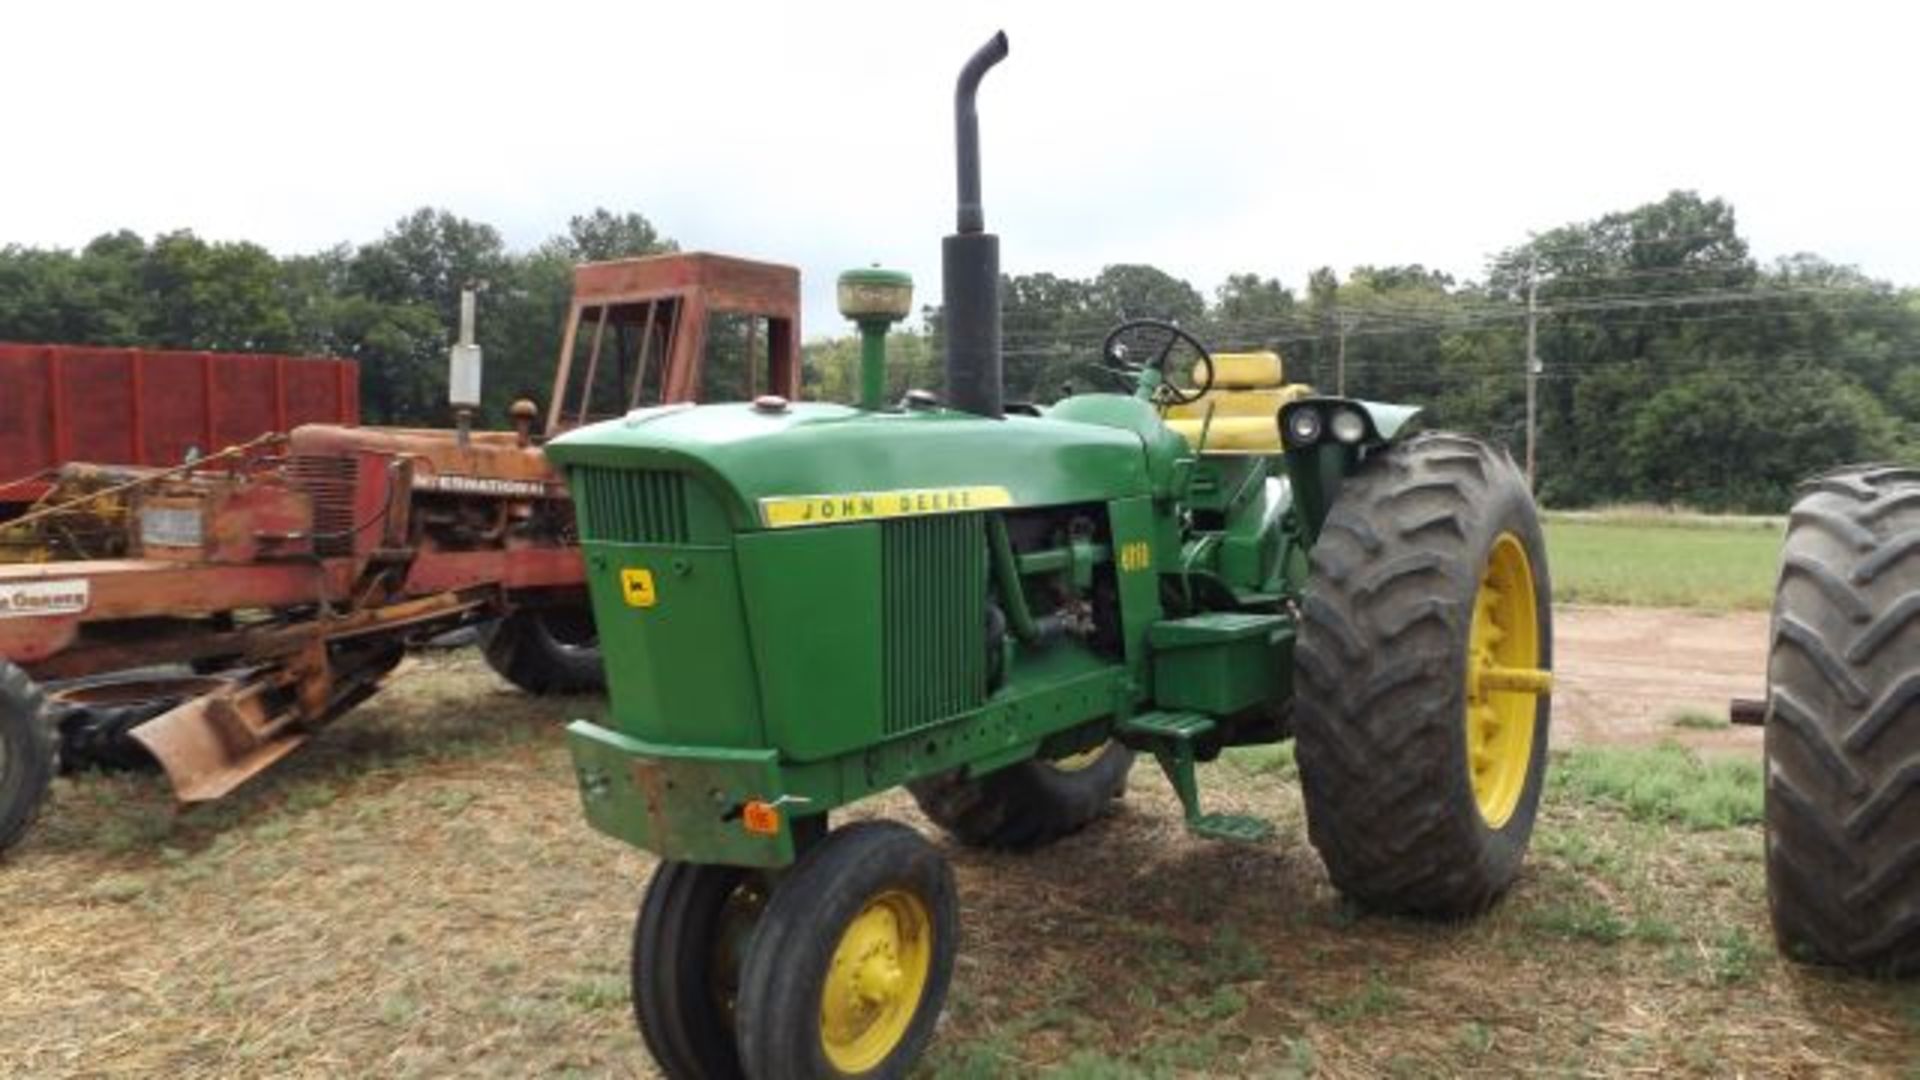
286;455;359;556
572;466;689;544
881;514;988;735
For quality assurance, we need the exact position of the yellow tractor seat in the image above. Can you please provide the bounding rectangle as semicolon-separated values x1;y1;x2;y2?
1164;351;1313;453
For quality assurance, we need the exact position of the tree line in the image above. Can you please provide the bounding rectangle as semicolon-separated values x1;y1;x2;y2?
3;192;1915;510
0;208;674;425
814;190;1920;511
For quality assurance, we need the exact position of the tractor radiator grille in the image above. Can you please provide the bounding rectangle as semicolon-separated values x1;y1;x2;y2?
882;514;988;735
286;455;359;556
572;466;689;544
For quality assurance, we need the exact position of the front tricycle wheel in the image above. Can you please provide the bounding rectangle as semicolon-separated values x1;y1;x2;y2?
631;861;766;1079
1292;432;1553;915
734;821;958;1079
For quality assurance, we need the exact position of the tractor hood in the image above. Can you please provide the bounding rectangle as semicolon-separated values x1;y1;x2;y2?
545;401;1154;532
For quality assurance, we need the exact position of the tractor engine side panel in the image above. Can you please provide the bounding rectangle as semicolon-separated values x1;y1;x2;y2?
586;539;765;750
136;479;315;563
576;467;765;750
736;515;989;764
735;525;882;760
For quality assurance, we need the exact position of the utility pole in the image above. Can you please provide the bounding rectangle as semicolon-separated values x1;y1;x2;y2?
1335;311;1351;396
1524;252;1540;491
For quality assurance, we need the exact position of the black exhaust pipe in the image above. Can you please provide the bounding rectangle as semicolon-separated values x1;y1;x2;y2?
943;31;1009;419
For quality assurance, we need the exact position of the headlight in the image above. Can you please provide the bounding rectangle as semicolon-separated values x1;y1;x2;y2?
1286;407;1323;446
1330;408;1368;444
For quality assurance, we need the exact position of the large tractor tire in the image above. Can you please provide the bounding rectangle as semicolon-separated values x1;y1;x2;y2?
1292;432;1553;916
1764;464;1920;975
481;607;605;695
907;741;1132;851
0;659;55;854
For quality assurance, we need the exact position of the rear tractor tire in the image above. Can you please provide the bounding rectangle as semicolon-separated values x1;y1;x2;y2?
482;606;605;695
1292;432;1553;916
0;659;55;854
907;740;1131;850
1764;464;1920;975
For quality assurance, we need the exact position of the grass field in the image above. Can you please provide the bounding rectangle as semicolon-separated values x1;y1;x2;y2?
1543;508;1783;611
4;654;1915;1078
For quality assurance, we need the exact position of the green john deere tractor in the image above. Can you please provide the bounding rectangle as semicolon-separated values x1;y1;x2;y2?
545;33;1554;1078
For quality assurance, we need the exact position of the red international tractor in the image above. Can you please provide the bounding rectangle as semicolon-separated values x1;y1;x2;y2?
0;251;801;852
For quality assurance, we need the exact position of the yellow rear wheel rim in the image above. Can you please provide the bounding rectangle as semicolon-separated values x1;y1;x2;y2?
819;889;934;1073
1465;532;1549;828
1048;741;1110;773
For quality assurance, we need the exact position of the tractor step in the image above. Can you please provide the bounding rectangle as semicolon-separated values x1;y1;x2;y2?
1190;813;1276;844
1118;711;1272;845
1116;710;1216;742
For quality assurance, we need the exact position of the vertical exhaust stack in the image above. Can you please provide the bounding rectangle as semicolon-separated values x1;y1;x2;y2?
449;285;484;448
943;31;1009;419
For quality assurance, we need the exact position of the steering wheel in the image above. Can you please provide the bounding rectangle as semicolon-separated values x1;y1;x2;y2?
1097;319;1216;407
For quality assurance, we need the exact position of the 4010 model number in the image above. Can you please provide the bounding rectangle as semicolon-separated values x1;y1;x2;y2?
1117;541;1152;572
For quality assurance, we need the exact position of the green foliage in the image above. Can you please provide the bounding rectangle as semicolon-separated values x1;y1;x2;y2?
1212;272;1295;327
1550;743;1763;830
948;187;1917;511
801;330;941;405
1621;362;1900;511
0;205;672;426
547;208;676;263
1316;970;1402;1022
1525;896;1629;944
1089;264;1205;325
1704;927;1759;985
1887;363;1920;423
3;187;1914;512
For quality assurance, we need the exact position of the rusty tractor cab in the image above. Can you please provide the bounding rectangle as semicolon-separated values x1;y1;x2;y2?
0;251;801;852
547;253;801;435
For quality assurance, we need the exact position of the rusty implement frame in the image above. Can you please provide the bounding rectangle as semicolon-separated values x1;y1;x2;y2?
128;590;488;801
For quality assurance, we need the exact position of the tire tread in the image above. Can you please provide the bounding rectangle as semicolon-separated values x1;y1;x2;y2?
1292;433;1551;916
1766;465;1920;975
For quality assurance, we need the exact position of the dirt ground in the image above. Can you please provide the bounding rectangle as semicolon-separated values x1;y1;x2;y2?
5;605;1916;1078
1552;604;1767;752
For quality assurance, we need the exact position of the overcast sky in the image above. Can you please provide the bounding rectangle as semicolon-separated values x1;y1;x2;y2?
4;1;1914;339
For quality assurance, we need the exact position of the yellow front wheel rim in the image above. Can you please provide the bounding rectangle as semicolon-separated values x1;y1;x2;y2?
1465;532;1550;828
819;889;934;1073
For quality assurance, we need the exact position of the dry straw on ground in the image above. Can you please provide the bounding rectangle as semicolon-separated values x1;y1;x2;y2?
2;653;1915;1077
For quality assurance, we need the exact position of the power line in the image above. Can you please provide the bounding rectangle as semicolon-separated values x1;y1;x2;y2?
991;279;1884;347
